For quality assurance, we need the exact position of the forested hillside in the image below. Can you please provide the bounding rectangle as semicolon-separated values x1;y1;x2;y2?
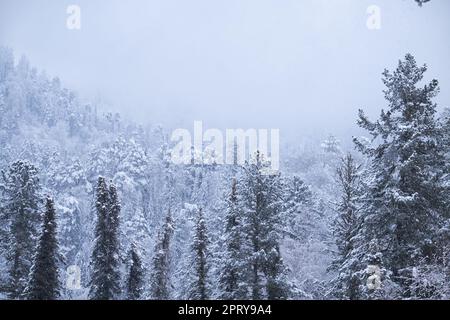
0;47;449;299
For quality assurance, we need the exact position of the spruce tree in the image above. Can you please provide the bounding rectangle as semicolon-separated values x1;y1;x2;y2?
107;183;121;296
26;197;61;300
282;175;313;238
440;108;450;211
218;179;247;299
89;177;109;299
353;54;447;299
437;108;450;292
126;244;144;300
150;210;174;299
89;177;121;300
188;208;210;300
0;160;41;299
239;151;290;300
330;154;362;300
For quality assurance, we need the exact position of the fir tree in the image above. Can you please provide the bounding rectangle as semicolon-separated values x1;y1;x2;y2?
126;244;144;300
354;54;447;299
188;208;210;300
106;182;122;296
218;179;247;299
239;151;290;300
440;108;450;211
330;154;362;300
26;197;61;300
89;177;121;300
150;210;174;299
282;175;313;238
89;177;109;299
0;160;41;299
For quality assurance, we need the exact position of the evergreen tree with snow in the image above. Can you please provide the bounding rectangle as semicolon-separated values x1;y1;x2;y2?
26;197;61;300
0;47;14;82
187;208;210;300
440;108;450;209
107;182;122;295
353;54;447;299
282;175;313;238
330;154;363;300
239;151;290;300
150;210;174;299
218;178;247;299
89;177;121;300
436;108;450;295
0;160;41;299
126;244;144;300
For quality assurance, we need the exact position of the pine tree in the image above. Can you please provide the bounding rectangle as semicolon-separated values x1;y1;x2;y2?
239;151;290;300
0;160;41;299
187;208;210;300
437;108;450;296
126;244;144;300
0;47;14;83
26;197;61;300
282;175;313;238
330;154;362;300
218;179;247;299
440;108;450;211
89;177;109;299
89;177;121;300
353;54;447;299
150;210;174;299
106;182;122;296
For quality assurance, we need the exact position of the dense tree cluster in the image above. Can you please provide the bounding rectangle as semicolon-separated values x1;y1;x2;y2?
0;40;448;300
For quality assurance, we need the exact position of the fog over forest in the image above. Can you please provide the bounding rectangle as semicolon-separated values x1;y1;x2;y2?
0;0;449;301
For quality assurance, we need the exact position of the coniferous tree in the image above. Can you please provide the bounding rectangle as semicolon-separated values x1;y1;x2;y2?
187;208;210;300
150;210;174;299
89;177;109;299
437;108;450;293
239;152;290;300
282;175;313;238
0;161;41;299
89;177;121;300
219;179;247;299
126;244;144;300
440;108;450;211
107;182;122;295
330;154;363;300
353;54;447;299
26;197;61;300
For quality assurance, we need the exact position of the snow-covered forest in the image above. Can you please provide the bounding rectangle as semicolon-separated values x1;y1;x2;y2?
0;0;449;301
0;47;448;300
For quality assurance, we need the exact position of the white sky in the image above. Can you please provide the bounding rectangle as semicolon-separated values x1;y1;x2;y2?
1;0;449;142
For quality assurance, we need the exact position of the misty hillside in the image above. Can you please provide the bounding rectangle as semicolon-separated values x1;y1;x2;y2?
0;47;336;299
1;45;449;300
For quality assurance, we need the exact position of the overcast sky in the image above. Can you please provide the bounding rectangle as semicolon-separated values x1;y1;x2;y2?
1;0;449;142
